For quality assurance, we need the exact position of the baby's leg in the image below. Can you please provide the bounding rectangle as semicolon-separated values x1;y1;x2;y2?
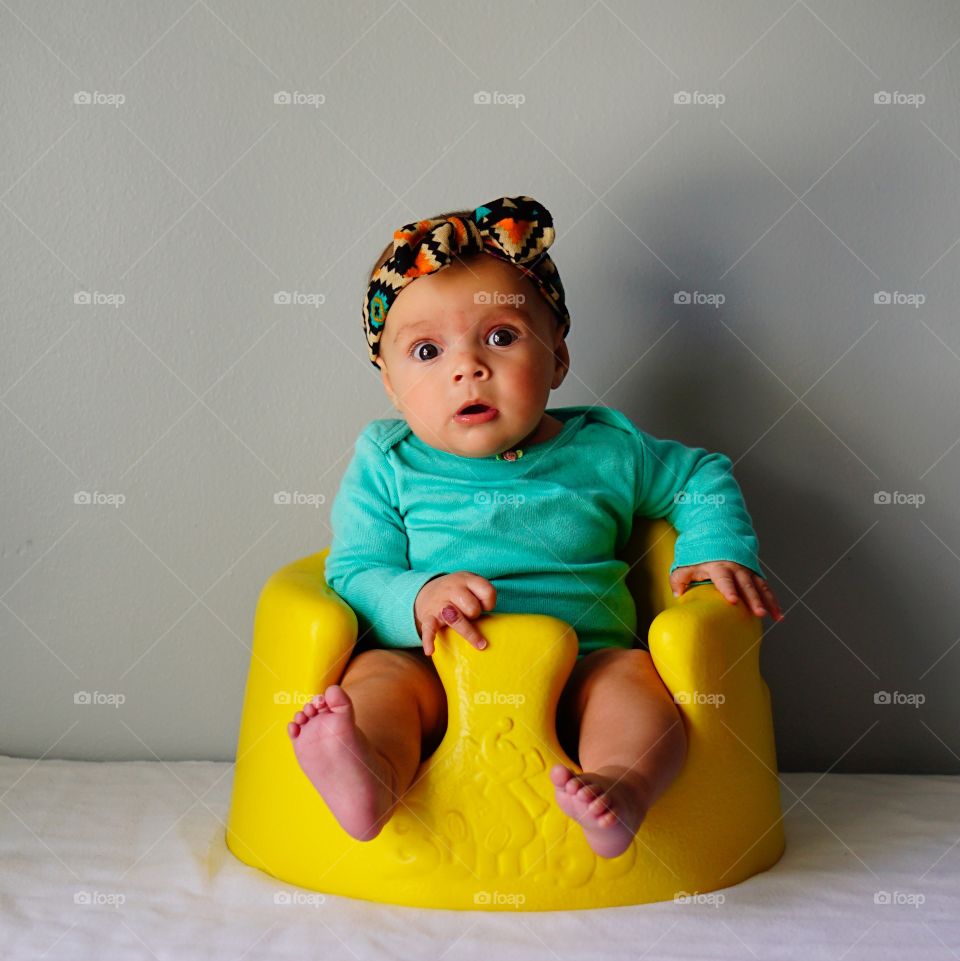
551;648;687;859
287;648;447;841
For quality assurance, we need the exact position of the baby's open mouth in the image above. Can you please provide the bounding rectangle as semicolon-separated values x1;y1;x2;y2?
454;401;498;421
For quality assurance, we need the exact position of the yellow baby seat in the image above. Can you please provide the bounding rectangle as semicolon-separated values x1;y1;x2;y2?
226;518;784;911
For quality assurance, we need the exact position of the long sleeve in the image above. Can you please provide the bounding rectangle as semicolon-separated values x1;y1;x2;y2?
633;429;764;578
323;432;442;648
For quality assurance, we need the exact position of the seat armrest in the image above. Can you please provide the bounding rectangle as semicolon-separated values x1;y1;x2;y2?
646;582;780;807
647;583;764;722
234;550;357;761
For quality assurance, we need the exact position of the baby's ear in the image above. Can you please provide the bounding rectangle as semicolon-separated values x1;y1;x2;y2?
551;335;570;388
377;359;400;409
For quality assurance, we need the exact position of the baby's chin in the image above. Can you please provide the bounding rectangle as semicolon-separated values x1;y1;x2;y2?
406;422;521;459
417;438;501;459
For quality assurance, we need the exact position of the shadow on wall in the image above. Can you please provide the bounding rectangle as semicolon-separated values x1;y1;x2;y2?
605;193;945;771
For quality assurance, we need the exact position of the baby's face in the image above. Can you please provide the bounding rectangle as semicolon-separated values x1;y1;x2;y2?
376;255;569;458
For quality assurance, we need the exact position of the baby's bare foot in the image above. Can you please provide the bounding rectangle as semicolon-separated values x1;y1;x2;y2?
549;763;650;859
287;684;397;841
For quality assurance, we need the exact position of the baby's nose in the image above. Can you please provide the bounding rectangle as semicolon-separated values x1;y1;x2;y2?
452;354;490;380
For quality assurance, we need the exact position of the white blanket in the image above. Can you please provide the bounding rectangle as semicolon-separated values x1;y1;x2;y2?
1;757;957;960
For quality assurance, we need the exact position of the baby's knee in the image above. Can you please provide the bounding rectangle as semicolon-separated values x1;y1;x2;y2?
345;647;419;683
344;648;446;725
574;646;652;689
588;646;649;671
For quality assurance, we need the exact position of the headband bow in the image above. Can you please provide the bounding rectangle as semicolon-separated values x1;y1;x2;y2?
363;195;570;366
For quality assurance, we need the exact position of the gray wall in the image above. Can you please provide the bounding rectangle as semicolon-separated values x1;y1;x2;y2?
2;1;958;770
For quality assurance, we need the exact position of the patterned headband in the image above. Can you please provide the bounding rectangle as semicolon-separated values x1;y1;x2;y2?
363;195;570;366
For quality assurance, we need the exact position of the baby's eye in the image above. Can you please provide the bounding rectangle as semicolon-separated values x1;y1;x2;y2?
487;327;518;347
411;341;440;362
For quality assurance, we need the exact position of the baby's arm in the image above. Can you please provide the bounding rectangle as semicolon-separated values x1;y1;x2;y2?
633;428;783;621
324;432;446;649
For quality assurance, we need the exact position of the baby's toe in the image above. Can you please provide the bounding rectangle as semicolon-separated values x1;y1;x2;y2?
587;795;609;815
287;721;300;739
302;702;319;718
293;710;308;725
593;810;617;828
550;764;574;789
321;684;352;713
577;783;598;804
565;775;586;796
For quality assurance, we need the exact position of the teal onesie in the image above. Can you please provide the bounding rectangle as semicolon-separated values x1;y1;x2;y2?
323;405;763;656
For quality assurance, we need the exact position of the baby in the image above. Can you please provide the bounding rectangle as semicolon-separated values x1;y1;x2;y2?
287;196;783;860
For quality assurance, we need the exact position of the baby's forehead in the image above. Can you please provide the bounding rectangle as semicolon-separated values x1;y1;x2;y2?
382;256;557;348
399;259;538;309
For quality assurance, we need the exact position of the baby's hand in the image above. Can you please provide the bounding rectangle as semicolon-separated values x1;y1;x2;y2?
414;571;497;656
670;561;784;621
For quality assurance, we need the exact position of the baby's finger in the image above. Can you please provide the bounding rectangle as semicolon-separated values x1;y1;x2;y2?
439;603;487;650
467;575;497;610
670;569;693;596
710;571;740;605
733;568;766;617
754;576;784;620
421;614;438;657
454;618;488;650
450;588;483;620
